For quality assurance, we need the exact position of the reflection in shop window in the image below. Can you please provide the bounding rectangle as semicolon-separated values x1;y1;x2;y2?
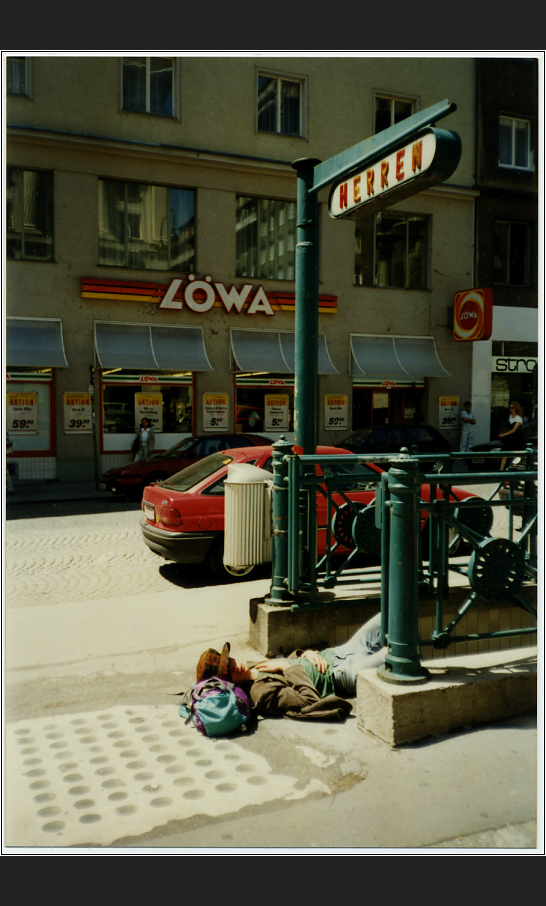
98;179;195;271
236;196;296;280
6;169;54;261
102;380;193;436
355;212;428;289
235;379;294;434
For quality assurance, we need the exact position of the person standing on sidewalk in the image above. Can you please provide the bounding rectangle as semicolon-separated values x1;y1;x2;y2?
459;401;476;453
131;418;155;462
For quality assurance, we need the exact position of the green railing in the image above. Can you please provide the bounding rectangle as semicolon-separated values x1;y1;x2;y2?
267;438;538;684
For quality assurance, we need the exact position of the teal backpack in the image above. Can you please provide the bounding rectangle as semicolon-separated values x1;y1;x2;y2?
179;677;254;737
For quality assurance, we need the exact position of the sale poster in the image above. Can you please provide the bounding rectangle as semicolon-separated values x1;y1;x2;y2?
135;393;163;431
63;392;92;434
203;393;229;431
439;396;459;430
325;394;348;431
6;391;38;434
264;394;289;432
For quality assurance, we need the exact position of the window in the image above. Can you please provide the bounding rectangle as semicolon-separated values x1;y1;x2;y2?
375;95;414;133
257;73;304;136
7;56;30;96
499;116;532;169
236;196;296;280
6;169;54;261
493;220;529;285
355;211;428;289
98;179;195;271
122;57;174;117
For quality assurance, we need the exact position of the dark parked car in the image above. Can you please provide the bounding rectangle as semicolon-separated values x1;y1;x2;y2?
100;433;271;498
335;424;452;472
466;421;538;472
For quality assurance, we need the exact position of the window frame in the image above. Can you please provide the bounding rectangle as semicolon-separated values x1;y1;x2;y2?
498;115;533;170
6;167;55;262
7;56;31;96
121;56;176;118
493;219;530;286
256;70;306;138
355;211;429;290
98;177;195;272
374;92;416;134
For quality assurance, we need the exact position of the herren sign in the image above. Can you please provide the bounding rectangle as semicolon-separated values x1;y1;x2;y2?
328;127;462;220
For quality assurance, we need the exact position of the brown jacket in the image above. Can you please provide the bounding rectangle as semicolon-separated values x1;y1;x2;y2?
249;663;352;721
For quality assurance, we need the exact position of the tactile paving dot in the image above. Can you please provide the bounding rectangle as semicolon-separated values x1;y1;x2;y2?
6;705;329;847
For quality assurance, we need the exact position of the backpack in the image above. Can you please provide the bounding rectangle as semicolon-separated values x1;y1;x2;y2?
179;677;254;737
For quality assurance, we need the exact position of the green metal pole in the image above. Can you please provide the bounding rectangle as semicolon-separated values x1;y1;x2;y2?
266;436;294;606
377;458;429;684
292;158;321;455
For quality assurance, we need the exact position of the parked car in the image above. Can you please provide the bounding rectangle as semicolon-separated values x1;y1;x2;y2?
100;433;271;497
140;444;489;583
334;424;452;473
466;421;538;472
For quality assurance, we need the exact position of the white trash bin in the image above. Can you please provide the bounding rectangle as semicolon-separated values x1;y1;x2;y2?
224;462;273;568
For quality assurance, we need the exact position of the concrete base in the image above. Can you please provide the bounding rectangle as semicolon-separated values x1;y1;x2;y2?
249;595;381;656
357;647;537;747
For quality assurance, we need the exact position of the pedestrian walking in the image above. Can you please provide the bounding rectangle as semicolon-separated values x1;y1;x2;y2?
131;418;155;462
460;401;476;452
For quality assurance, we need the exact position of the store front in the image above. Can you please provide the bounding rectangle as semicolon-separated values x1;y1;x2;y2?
6;317;68;481
489;341;538;438
350;333;449;430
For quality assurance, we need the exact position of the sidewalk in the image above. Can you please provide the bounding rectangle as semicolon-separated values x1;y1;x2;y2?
6;478;113;506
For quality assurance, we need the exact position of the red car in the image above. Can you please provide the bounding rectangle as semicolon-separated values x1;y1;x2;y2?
100;433;271;498
140;444;490;583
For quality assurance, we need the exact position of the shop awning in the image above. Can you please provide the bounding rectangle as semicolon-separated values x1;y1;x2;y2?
231;329;338;374
6;317;68;367
94;322;212;371
351;335;450;378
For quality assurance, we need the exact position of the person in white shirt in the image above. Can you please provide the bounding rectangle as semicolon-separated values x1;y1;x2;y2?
460;400;476;452
498;401;524;470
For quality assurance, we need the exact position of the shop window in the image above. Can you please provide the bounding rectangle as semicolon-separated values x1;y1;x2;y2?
493;220;529;286
236;379;294;435
355;211;428;289
6;169;54;261
102;376;193;443
7;56;30;96
6;369;54;453
98;179;195;271
257;73;305;137
499;116;532;170
122;57;174;117
236;196;296;280
375;94;414;133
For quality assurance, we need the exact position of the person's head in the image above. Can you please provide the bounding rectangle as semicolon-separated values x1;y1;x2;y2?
509;402;523;418
140;418;150;429
196;643;252;685
463;401;472;411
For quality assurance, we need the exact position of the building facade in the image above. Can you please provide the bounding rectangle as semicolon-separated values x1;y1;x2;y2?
6;55;534;483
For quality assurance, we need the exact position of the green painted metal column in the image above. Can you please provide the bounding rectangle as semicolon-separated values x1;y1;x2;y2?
265;435;294;606
292;158;321;456
378;458;429;684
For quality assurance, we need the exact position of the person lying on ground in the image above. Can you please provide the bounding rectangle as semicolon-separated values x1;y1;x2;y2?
195;612;386;720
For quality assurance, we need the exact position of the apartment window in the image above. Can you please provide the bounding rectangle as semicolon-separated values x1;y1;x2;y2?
122;57;174;116
375;95;414;133
236;196;296;280
499;116;532;169
6;169;54;261
493;220;529;286
7;56;30;96
98;179;195;271
355;211;428;289
257;74;304;137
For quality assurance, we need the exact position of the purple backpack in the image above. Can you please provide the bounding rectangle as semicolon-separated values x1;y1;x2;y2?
179;677;254;737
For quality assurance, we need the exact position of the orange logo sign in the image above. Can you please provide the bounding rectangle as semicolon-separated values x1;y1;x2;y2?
453;288;493;342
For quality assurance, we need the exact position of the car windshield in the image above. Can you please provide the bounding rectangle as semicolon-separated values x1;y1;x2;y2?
320;458;382;486
162;437;196;458
160;453;235;491
338;428;375;447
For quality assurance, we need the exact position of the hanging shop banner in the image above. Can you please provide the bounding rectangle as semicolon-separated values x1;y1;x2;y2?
6;391;39;435
63;392;92;434
135;393;163;431
325;394;348;431
203;393;229;432
439;396;459;430
265;394;290;432
453;288;493;342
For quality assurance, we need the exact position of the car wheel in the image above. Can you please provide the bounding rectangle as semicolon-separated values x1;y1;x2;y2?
207;537;256;583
